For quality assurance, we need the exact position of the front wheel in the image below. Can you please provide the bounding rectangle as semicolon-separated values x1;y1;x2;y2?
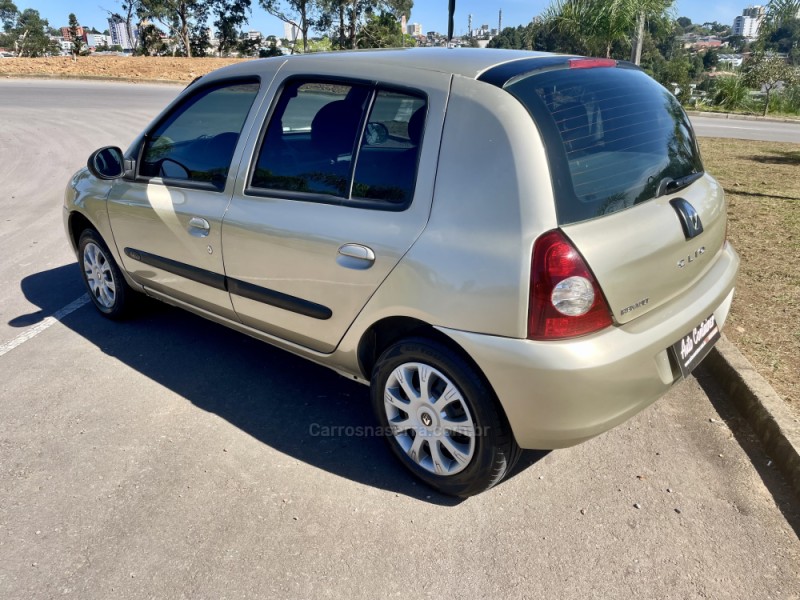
371;337;520;497
78;228;136;320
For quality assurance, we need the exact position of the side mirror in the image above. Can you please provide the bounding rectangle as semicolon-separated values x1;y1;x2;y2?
365;122;389;145
87;146;125;180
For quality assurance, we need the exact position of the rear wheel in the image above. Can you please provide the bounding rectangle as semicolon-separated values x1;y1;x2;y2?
371;337;520;497
78;228;136;320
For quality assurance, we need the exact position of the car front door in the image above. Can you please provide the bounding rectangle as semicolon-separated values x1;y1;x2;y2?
221;66;450;353
106;78;262;320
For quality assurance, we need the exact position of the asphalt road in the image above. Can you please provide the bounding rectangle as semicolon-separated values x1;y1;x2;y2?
1;80;799;599
690;114;800;143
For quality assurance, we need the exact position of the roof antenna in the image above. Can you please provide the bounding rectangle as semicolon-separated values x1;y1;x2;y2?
447;0;456;45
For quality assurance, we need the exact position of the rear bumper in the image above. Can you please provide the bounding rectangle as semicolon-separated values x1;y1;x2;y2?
439;242;739;449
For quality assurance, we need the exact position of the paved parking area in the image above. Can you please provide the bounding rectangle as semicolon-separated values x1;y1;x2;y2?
1;80;798;599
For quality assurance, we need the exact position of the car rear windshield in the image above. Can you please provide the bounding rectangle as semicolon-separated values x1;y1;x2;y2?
505;66;703;225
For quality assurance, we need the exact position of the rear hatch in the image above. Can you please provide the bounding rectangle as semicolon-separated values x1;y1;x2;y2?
499;60;727;324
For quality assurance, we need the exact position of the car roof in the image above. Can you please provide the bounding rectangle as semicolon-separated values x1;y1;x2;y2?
204;48;575;82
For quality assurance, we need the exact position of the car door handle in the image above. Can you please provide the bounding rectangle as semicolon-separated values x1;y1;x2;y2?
188;216;210;237
337;243;375;270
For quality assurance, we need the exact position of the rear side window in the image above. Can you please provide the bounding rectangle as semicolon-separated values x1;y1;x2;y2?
250;79;426;209
505;67;703;225
140;80;259;191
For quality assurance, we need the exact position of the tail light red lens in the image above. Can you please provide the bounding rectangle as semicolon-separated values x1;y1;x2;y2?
528;230;613;340
568;58;617;69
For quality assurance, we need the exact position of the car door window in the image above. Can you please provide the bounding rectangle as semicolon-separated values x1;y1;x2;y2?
140;80;260;191
252;81;370;196
250;80;426;209
352;91;426;205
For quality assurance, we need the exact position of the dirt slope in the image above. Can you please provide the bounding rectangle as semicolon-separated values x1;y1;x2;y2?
0;55;248;83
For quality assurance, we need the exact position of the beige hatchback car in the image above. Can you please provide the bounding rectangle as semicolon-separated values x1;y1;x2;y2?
64;49;738;496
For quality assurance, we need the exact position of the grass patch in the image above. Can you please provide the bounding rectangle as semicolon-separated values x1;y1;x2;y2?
699;138;800;413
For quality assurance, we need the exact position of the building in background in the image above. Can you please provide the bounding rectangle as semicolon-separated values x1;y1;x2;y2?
60;25;85;41
108;15;135;50
407;23;422;36
85;33;112;49
732;5;765;39
283;23;302;42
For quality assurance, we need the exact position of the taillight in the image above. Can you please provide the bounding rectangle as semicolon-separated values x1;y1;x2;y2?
568;58;617;69
528;230;613;340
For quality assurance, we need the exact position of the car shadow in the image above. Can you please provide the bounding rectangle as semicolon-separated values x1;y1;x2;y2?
12;264;546;505
694;366;800;537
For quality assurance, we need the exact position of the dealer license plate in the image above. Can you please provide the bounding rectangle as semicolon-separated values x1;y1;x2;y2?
671;314;720;378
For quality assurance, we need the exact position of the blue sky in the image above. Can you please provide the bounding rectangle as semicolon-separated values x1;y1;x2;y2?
23;1;748;37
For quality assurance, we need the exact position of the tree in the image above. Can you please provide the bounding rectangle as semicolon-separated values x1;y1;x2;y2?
313;0;413;50
0;0;17;31
137;0;206;57
237;32;262;55
762;18;800;64
357;11;408;47
702;48;719;71
762;0;800;34
725;34;748;52
210;0;251;56
676;16;691;29
544;0;674;60
9;9;60;56
259;0;317;52
68;13;84;60
742;52;799;115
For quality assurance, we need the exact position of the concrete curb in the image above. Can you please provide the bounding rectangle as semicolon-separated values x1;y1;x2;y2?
704;335;800;498
686;110;800;124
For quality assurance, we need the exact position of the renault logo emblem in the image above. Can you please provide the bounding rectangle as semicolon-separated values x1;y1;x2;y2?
670;198;704;240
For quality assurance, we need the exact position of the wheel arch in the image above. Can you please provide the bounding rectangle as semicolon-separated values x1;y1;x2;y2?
356;316;501;402
67;211;96;252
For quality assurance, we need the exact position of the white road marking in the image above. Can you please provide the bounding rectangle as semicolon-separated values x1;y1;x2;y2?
0;294;90;358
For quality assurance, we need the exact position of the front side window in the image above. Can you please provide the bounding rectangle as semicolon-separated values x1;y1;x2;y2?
251;79;426;209
140;80;260;190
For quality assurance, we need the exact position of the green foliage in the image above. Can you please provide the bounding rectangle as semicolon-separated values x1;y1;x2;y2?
711;75;754;111
742;52;799;115
8;8;60;56
237;34;262;56
259;37;284;56
768;82;800;114
259;0;317;52
136;22;170;55
137;0;206;57
0;0;16;31
702;49;719;70
725;34;748;53
68;13;84;58
543;0;674;59
356;11;407;48
761;18;800;65
210;0;251;56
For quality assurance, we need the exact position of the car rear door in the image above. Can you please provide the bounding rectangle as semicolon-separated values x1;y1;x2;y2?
221;65;451;353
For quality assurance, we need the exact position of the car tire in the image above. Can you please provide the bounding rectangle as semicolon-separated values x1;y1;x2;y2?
78;228;136;320
371;337;521;497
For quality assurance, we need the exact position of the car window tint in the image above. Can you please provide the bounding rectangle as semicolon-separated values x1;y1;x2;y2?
506;68;703;225
140;81;259;190
352;91;426;205
252;81;370;196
